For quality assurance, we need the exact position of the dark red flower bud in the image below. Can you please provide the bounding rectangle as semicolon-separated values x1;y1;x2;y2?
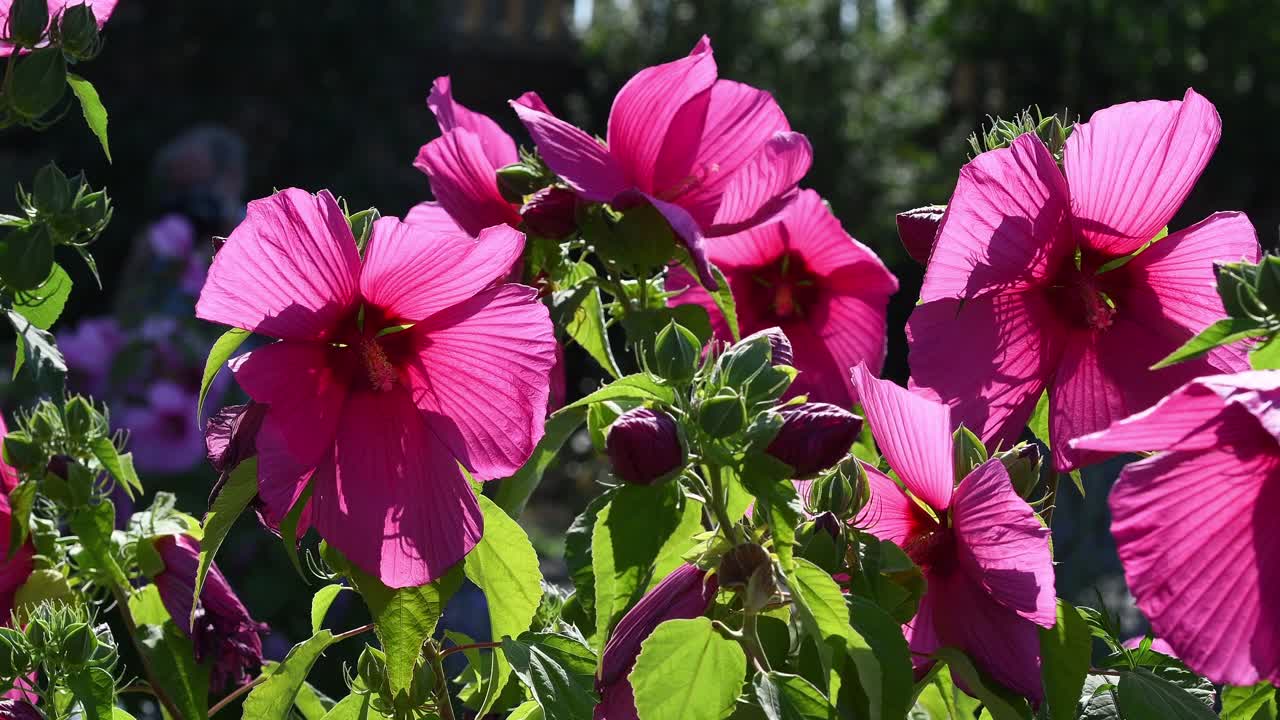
812;511;843;540
896;205;945;265
205;402;267;476
0;699;41;720
765;403;862;478
606;408;684;485
598;564;718;688
520;187;578;239
743;326;793;367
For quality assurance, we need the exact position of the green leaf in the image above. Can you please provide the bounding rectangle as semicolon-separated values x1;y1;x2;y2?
503;633;598;720
565;260;622;377
1040;599;1092;720
243;631;338;720
789;558;851;700
280;480;313;579
294;681;336;720
1028;391;1049;447
318;692;373;720
591;482;689;650
912;666;982;720
194;457;258;627
754;671;831;720
464;493;545;714
564;489;613;623
1222;683;1278;720
493;404;586;519
130;587;210;720
10;48;67;119
69;500;127;587
311;583;348;634
6;480;35;559
931;648;1032;720
0;225;54;293
67;73;111;161
738;455;802;572
707;264;740;341
7;308;65;392
1152;318;1268;370
1251;335;1280;370
1116;668;1217;720
13;263;71;329
559;373;677;412
508;699;545;720
67;667;115;720
13;568;72;614
88;436;141;498
199;328;250;419
631;617;746;720
847;595;914;720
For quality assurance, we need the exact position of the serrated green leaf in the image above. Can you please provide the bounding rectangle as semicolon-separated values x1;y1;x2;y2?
311;583;348;634
295;681;336;720
342;563;453;696
931;647;1032;720
11;48;66;119
243;631;338;720
464;493;544;715
503;633;598;720
559;373;677;413
318;692;373;719
6;480;35;559
13;264;71;330
1223;682;1278;720
754;671;830;720
1040;599;1091;720
789;558;851;700
7;308;65;393
194;457;258;627
69;500;126;587
631;617;746;720
1116;668;1217;720
198;328;250;419
1153;318;1268;370
493;404;586;519
88;436;141;498
564;489;613;623
66;73;111;161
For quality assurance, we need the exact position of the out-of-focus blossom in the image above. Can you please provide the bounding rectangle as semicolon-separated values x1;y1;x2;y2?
57;316;125;397
907;90;1259;470
851;365;1055;700
153;534;268;693
513;36;813;289
197;188;556;587
1072;371;1280;685
118;381;206;475
147;214;196;259
669;190;896;405
0;698;39;719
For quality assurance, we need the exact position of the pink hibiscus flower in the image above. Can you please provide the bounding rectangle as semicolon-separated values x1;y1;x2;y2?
196;188;557;588
1072;371;1280;686
851;365;1056;700
668;190;896;406
907;89;1260;471
511;36;813;289
0;416;34;630
0;0;116;56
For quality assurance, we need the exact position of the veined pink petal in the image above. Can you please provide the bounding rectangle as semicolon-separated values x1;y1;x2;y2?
700;218;785;271
405;202;466;234
706;131;812;233
784;190;898;297
856;463;918;547
813;293;890;399
514;91;550;114
360;217;524;324
782;318;850;406
850;364;954;511
1072;372;1280;453
398;285;556;480
427;76;518;169
1066;89;1221;257
0;493;34;622
1115;211;1259;373
197;189;361;341
908;293;1065;453
309;388;482;588
252;418;316;529
641;192;717;290
921;134;1073;303
510;101;629;202
0;0;117;56
231;342;352;473
663;264;733;341
951;459;1056;626
607;39;718;193
414;129;522;237
1110;445;1280;685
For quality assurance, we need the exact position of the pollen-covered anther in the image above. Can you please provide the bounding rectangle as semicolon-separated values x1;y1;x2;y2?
359;338;398;392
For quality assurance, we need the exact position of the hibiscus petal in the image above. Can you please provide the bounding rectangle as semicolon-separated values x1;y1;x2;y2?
414;129;522;237
360;217;524;324
398;285;557;480
253;418;316;529
856;463;918;547
907;293;1065;453
699;218;785;271
1116;211;1259;373
310;388;482;588
1109;446;1280;685
784;190;899;297
607;38;718;193
782;318;851;407
0;494;33;621
850;364;954;511
813;293;890;401
1066;88;1221;257
951;459;1056;626
196;188;360;341
921;134;1073;303
511;101;629;202
706;132;812;234
405;201;466;233
663;264;734;342
427;76;518;169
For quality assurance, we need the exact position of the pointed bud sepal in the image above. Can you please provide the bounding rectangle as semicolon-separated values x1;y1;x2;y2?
953;425;988;483
698;389;747;439
55;3;102;61
995;442;1043;499
5;0;49;49
495;162;547;203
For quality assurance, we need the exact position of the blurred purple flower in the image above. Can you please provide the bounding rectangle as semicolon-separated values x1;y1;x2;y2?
57;317;125;397
119;381;205;474
180;256;208;297
147;213;196;259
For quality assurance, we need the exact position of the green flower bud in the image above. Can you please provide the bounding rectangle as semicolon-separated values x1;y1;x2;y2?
60;622;98;666
650;321;701;383
73;189;111;229
24;619;48;655
1256;255;1280;315
995;443;1043;499
57;3;101;61
356;646;387;694
9;47;67;121
0;628;30;677
5;0;49;49
809;457;869;521
2;432;44;472
698;390;747;439
0;224;55;292
716;333;772;389
32;163;71;215
495;163;544;203
952;425;988;483
1216;261;1265;320
63;396;102;439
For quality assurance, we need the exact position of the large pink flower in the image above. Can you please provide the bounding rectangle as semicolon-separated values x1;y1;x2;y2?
0;417;34;628
1072;371;1280;686
851;365;1056;700
667;190;896;406
511;36;812;288
196;188;557;588
0;0;116;56
907;90;1259;471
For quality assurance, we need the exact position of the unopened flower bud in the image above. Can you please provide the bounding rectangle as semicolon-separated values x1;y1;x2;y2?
598;564;717;688
60;622;98;666
0;224;54;291
895;205;944;265
1256;255;1280;314
520;186;578;239
495;163;544;203
10;47;67;121
698;390;747;439
606;408;684;485
2;432;44;472
58;3;102;61
808;457;870;521
33;163;71;215
5;0;48;49
63;396;102;439
953;425;988;483
0;628;28;677
650;320;701;383
1215;261;1264;320
742;410;785;452
996;443;1043;499
24;619;48;654
73;189;111;229
716;333;772;388
357;646;388;694
717;543;772;590
766;403;862;478
811;511;843;540
741;327;793;367
0;699;42;720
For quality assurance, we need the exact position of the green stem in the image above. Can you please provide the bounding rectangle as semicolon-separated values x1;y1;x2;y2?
704;464;741;545
424;640;458;720
741;610;772;673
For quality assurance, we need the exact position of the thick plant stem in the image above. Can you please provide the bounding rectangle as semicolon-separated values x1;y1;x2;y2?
705;464;741;545
424;640;458;720
110;585;186;720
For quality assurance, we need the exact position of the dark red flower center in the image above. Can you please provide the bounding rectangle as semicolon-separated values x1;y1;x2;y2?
1047;260;1123;331
750;252;821;322
902;501;955;574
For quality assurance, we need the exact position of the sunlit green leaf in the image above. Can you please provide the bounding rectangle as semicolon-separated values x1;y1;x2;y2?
631;617;746;720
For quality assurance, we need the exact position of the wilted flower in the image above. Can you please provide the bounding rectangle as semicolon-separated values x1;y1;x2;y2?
765;403;861;478
205;401;267;477
153;534;268;693
606;408;684;485
851;365;1056;700
197;188;556;587
596;564;719;720
0;0;116;56
1072;371;1280;685
512;36;812;289
669;190;897;405
908;90;1259;471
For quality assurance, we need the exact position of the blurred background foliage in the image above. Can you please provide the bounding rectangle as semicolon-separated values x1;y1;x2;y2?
3;0;1278;701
